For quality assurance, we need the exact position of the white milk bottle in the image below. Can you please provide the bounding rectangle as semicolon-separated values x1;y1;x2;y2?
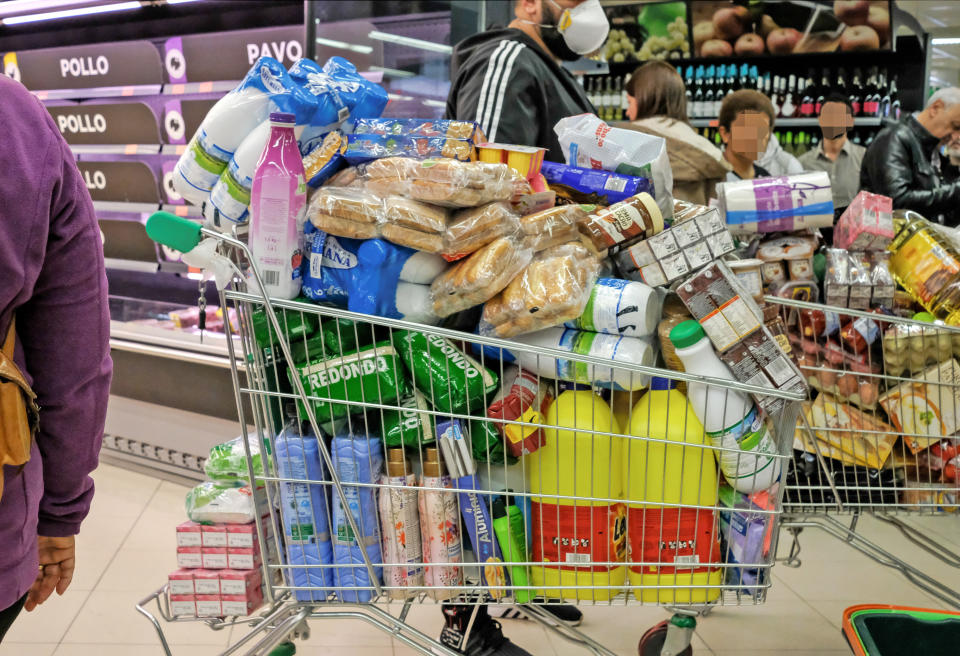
565;278;661;338
173;57;307;207
669;320;781;493
249;112;307;300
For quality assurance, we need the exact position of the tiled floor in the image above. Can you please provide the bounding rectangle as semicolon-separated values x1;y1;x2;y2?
1;462;958;656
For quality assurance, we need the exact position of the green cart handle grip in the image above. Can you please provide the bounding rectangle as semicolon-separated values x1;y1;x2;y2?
146;211;202;253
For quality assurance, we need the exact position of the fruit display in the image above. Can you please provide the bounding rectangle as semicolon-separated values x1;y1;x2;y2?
691;0;891;57
603;2;690;63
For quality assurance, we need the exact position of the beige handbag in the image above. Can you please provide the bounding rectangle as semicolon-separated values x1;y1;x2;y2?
0;318;39;501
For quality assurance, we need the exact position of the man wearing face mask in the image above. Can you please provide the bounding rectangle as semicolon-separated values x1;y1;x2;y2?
445;0;607;161
799;93;865;214
861;87;960;226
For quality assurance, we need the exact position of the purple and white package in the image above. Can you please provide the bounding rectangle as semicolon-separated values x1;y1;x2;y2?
718;171;834;234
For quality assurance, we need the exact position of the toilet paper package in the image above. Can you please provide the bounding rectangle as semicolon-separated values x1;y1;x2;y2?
717;171;834;234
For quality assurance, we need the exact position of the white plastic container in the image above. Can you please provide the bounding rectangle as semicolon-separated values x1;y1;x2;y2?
669;320;781;493
565;278;660;338
510;326;654;391
249;112;307;300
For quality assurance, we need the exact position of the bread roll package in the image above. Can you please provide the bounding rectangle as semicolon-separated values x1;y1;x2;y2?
307;187;385;239
354;156;518;208
519;205;584;252
443;202;521;261
430;235;534;317
380;197;449;253
479;241;601;338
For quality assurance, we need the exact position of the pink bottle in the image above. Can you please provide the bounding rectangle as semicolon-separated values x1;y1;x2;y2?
249;112;307;300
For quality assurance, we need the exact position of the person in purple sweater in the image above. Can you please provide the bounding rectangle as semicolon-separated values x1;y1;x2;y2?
0;75;112;641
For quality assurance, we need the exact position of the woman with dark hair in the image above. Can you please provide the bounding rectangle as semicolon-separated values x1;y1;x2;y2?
624;60;729;204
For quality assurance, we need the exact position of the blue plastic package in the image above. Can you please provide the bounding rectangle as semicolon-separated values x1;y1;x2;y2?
331;434;384;602
301;224;417;320
541;160;653;206
321;57;389;121
287;58;351;156
275;426;334;601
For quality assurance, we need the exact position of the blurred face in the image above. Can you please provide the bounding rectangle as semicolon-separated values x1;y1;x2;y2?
924;100;960;143
820;102;854;139
720;110;771;161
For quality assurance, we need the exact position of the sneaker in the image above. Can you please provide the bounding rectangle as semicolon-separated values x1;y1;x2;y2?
490;601;583;627
439;604;534;656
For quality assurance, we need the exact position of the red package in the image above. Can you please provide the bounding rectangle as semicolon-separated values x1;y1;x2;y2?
486;366;553;457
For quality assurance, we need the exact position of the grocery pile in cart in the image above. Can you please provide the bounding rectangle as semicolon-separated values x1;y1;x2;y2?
152;55;957;624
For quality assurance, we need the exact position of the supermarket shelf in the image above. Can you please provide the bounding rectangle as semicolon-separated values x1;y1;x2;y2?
71;144;162;155
161;81;239;95
34;84;163;101
690;117;884;128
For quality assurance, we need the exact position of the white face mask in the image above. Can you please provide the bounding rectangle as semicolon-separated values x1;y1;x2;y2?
537;0;610;56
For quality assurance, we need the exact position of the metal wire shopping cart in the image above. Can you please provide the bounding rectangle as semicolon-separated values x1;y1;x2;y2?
136;212;806;656
769;296;960;611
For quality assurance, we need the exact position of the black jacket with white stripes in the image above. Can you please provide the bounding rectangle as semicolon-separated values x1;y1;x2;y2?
445;27;595;162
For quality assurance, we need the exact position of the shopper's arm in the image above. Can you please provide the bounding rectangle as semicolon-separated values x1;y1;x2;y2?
450;45;541;146
19;116;112;537
878;134;960;216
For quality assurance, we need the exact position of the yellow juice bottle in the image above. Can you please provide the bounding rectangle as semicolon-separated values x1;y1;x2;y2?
526;389;626;601
624;377;722;604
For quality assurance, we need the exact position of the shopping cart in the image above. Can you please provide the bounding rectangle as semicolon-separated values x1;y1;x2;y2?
136;212;805;656
768;296;960;610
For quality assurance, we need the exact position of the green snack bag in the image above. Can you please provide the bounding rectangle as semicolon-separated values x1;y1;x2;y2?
469;418;514;465
251;306;318;349
392;330;499;415
205;435;266;482
289;317;374;365
290;340;407;424
381;389;435;447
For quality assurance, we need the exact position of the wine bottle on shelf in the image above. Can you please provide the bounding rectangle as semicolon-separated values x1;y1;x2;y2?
879;68;892;118
863;67;880;116
685;67;694;119
813;70;829;116
620;75;629;120
781;74;798;118
799;69;816;118
587;77;598;110
849;68;863;116
811;131;820;150
603;76;614;121
749;65;759;90
694;66;704;118
770;75;782;117
890;76;901;120
736;63;746;91
783;131;795;155
704;65;716;118
836;68;848;100
762;72;771;98
727;63;737;97
714;64;726;116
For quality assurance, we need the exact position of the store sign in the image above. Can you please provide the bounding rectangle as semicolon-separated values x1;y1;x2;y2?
3;41;162;90
78;161;161;204
163;26;304;83
162;98;218;144
47;103;160;145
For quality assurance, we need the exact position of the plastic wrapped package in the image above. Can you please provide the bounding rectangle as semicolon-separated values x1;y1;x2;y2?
347;118;482;140
307;187;384;239
356;157;517;208
342;134;474;165
797;394;898;470
430;236;534;317
172;57;315;205
881;322;955;377
879;359;960;453
303;131;345;188
553;113;674;221
847;252;873;310
717;171;834;234
833;190;894;251
205;435;265;483
186;481;262;524
320;56;389;120
824;248;851;307
578;192;663;253
540;160;653;205
519;205;584;253
870;251;896;309
443;202;521;260
381;197;449;253
479;242;601;338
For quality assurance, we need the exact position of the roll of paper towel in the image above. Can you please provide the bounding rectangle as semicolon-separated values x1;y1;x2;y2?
718;171;833;234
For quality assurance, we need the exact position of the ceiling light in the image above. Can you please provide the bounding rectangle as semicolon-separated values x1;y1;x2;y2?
931;37;960;46
315;36;373;54
3;1;142;25
368;30;452;54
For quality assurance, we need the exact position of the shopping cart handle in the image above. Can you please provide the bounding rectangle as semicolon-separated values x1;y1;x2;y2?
146;211;202;253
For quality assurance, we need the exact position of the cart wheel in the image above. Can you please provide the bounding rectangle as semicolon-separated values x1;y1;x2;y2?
638;621;694;656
